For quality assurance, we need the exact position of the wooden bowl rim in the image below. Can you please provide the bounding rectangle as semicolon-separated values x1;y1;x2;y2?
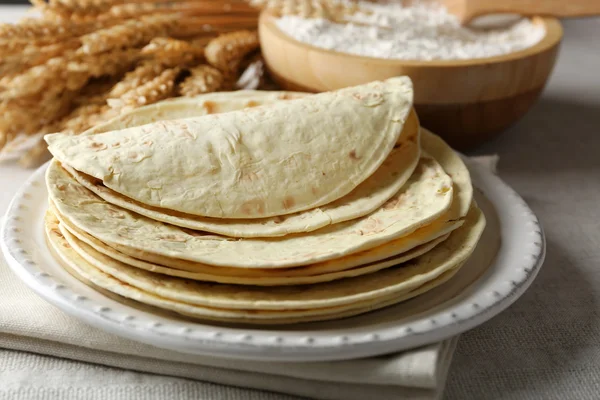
260;11;563;67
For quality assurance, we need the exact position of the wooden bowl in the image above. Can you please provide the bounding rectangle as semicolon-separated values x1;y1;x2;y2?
259;12;563;150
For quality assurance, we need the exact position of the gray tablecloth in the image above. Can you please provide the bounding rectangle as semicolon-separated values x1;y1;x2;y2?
445;17;600;399
1;12;599;400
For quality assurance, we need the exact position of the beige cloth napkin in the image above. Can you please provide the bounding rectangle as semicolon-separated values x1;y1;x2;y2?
0;156;498;400
0;255;455;400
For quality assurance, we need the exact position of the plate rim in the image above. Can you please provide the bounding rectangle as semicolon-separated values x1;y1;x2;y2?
1;159;545;362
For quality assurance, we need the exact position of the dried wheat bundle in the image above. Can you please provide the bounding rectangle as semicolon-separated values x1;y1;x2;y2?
179;65;224;96
0;0;272;167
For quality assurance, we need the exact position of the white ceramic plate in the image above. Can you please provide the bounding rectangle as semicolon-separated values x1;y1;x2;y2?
1;159;545;362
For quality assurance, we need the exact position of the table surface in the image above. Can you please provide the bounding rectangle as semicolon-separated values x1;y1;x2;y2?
1;6;600;400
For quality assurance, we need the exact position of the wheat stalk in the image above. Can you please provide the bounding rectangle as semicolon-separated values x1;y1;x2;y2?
78;14;180;55
31;0;125;19
141;36;205;67
108;67;181;112
205;30;259;77
1;48;140;100
179;65;224;96
0;39;80;77
110;1;258;19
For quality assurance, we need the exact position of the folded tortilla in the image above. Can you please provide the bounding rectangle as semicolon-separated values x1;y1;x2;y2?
45;77;414;219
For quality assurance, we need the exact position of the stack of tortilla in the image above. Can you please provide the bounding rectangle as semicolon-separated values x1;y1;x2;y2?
43;77;486;324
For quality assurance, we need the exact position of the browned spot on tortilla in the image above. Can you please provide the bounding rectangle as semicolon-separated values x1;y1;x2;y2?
55;183;67;191
358;217;385;235
349;150;361;160
394;142;403;149
246;101;259;108
240;199;265;216
383;194;405;210
112;142;121;148
107;208;125;219
311;187;319;195
272;216;284;224
88;142;107;151
174;122;194;139
204;101;217;114
282;196;295;209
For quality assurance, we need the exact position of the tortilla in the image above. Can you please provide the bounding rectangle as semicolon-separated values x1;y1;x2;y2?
60;92;420;237
44;202;484;320
56;200;456;280
60;220;450;286
48;152;455;269
45;78;414;219
81;91;310;137
61;90;420;238
420;129;472;218
51;231;466;325
58;111;419;237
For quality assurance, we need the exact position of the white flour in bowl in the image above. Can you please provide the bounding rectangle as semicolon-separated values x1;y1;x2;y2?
275;1;546;60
